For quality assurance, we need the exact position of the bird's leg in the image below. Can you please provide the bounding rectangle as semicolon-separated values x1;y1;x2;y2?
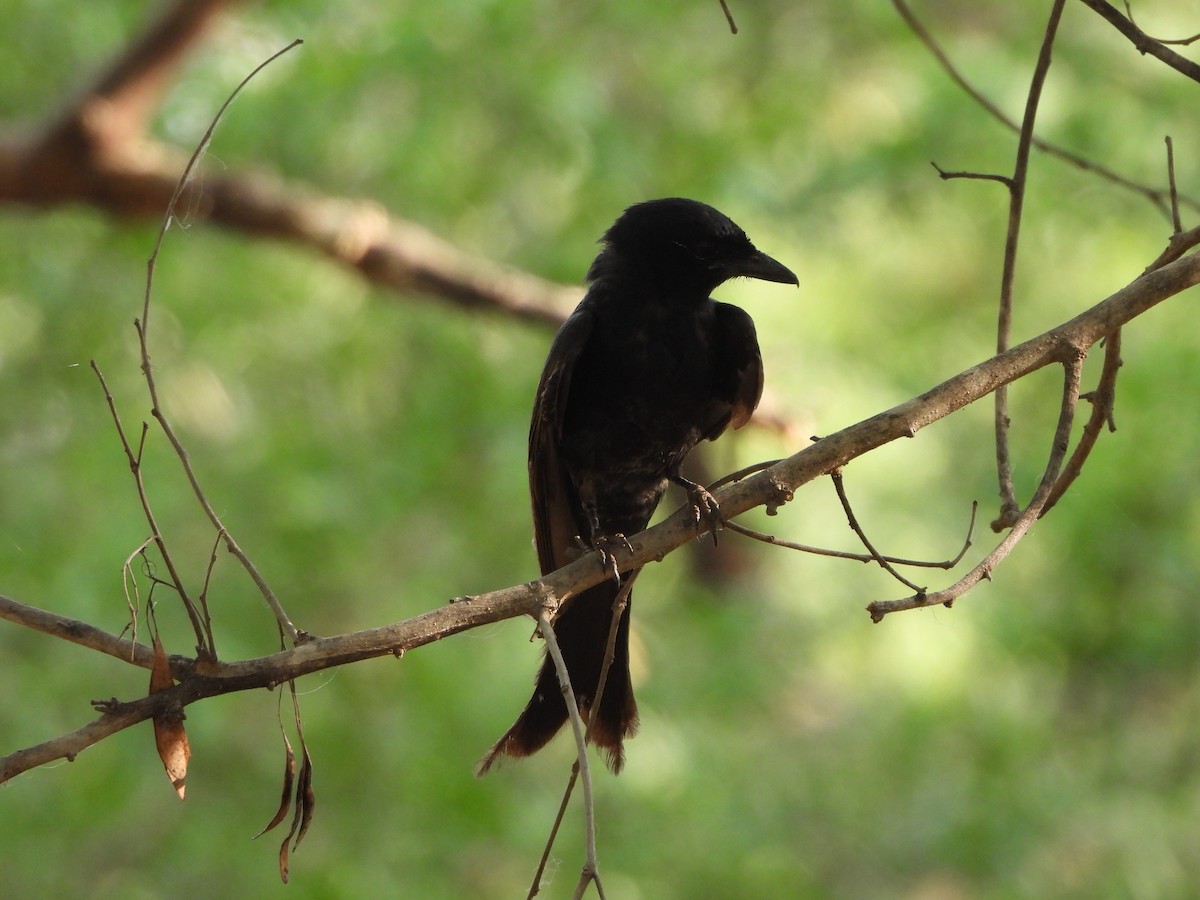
576;503;631;584
670;472;723;546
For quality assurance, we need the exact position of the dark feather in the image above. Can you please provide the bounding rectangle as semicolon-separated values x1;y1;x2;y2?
478;198;795;775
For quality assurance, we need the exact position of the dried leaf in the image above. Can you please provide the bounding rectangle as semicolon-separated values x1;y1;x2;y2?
278;832;291;884
275;734;316;883
294;745;316;849
254;733;296;839
150;632;189;800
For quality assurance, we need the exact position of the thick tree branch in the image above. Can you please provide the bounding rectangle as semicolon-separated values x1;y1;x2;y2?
0;0;577;329
0;594;155;668
0;132;578;327
55;0;234;148
4;247;1198;785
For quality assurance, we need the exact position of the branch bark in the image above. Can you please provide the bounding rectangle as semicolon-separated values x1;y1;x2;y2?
4;247;1198;785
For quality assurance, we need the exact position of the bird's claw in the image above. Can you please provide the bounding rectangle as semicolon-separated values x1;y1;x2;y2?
583;533;631;583
685;482;724;547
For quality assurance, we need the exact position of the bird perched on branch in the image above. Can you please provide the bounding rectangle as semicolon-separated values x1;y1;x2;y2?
478;198;797;774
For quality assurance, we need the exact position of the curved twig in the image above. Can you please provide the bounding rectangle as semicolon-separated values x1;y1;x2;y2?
138;39;304;646
869;351;1086;620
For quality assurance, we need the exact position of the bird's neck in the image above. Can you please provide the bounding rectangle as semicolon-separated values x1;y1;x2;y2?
587;254;719;307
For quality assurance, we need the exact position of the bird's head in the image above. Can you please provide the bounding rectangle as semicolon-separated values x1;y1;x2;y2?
588;197;797;295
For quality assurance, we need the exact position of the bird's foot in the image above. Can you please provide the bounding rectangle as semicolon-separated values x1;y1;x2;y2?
577;532;632;583
672;475;724;546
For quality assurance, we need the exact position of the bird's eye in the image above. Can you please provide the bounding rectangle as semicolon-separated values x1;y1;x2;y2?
693;239;718;260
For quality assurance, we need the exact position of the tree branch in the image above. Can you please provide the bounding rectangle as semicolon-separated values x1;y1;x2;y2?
4;246;1198;785
894;0;1196;217
1078;0;1200;84
0;0;577;329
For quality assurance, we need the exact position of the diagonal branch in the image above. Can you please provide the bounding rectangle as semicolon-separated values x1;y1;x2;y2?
0;0;577;329
54;0;235;149
1078;0;1200;84
4;246;1199;785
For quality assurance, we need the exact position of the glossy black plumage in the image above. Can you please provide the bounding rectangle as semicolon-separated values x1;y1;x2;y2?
479;198;797;774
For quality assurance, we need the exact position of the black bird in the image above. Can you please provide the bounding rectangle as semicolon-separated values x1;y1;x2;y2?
479;198;797;774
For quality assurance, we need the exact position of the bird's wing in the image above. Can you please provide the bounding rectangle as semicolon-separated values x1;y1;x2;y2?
708;301;764;437
528;306;595;574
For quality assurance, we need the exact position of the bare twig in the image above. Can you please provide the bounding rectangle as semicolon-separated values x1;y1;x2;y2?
530;572;638;899
119;536;157;652
707;459;783;491
138;39;304;646
1123;0;1200;45
1143;224;1200;273
197;530;223;655
1041;329;1122;516
718;0;738;34
893;0;1195;217
535;612;605;900
931;163;1012;188
92;361;207;650
1166;135;1182;235
1079;0;1200;84
869;352;1085;620
725;512;976;569
587;571;639;754
993;0;1067;531
830;469;925;593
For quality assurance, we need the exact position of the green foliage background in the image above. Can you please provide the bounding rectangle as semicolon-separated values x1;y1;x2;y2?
3;1;1200;897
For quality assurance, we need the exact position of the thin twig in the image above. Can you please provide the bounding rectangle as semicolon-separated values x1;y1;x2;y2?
830;469;924;593
1166;135;1182;235
138;39;304;645
993;0;1068;532
725;500;976;570
1041;329;1122;516
718;0;738;34
1121;0;1200;47
1079;0;1200;84
587;571;640;752
197;529;223;656
535;612;604;900
92;361;207;650
530;571;638;899
707;459;783;491
931;163;1012;188
119;535;156;653
869;352;1085;620
893;0;1193;217
1142;224;1200;273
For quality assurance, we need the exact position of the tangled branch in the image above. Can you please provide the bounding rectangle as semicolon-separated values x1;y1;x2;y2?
3;238;1197;785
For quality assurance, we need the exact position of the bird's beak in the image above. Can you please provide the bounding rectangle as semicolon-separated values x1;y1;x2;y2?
728;250;798;286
